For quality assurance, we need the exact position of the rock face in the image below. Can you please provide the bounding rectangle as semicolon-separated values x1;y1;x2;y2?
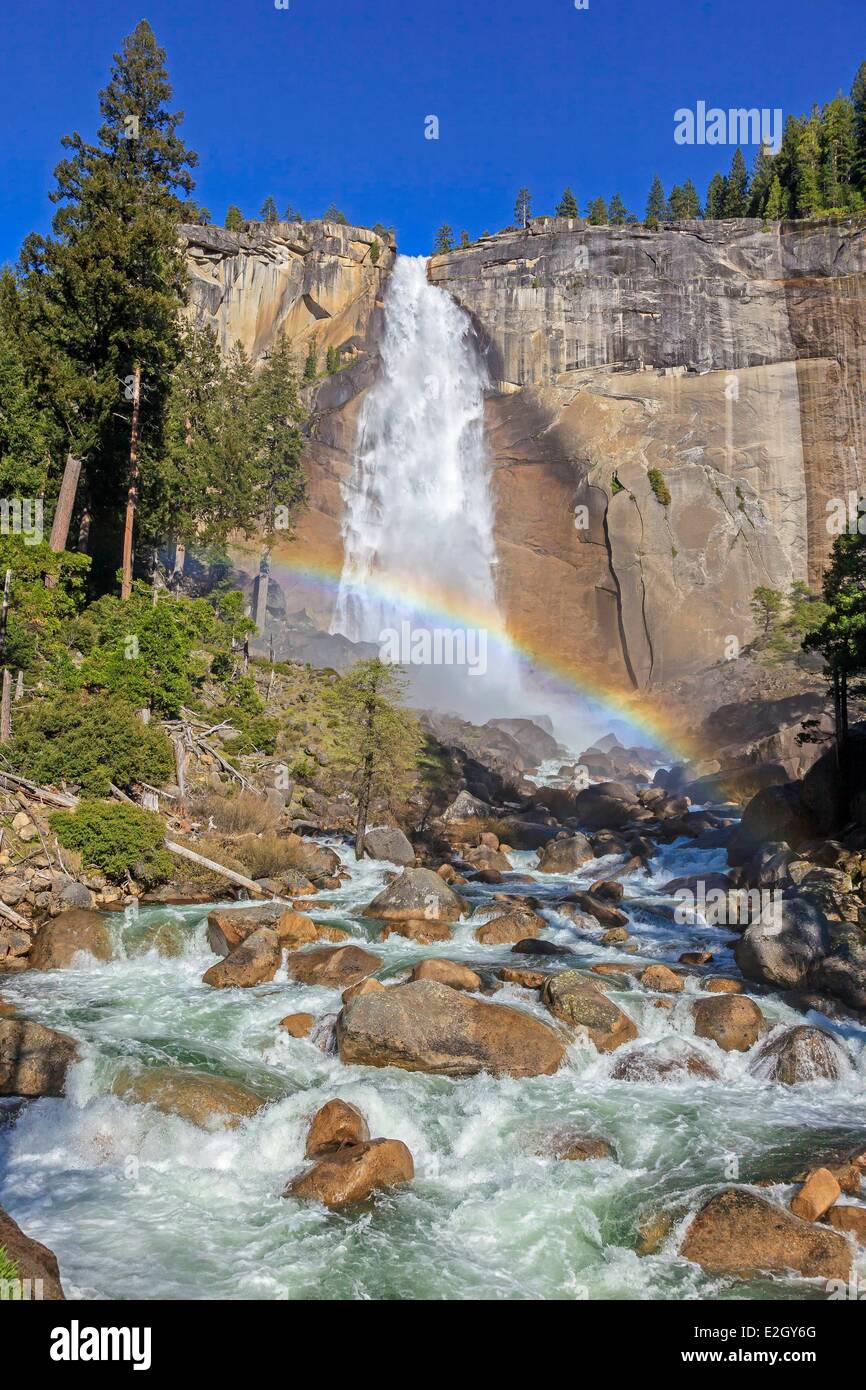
363;868;466;924
680;1188;851;1281
336;979;565;1077
0;1205;65;1299
0;1018;77;1097
285;1138;414;1210
28;912;113;971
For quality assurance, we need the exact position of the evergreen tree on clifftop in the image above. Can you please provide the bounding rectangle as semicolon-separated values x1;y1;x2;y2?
556;187;578;218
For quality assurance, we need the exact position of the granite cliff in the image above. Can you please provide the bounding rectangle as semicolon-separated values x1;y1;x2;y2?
182;215;866;698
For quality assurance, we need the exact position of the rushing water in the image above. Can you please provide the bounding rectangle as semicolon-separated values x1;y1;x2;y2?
2;829;864;1301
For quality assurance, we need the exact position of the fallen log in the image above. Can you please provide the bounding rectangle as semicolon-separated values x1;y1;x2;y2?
0;772;77;809
164;840;290;902
0;898;29;928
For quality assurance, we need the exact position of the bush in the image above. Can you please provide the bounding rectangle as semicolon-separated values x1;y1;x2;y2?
51;801;173;884
647;467;672;506
232;832;296;879
190;789;279;835
9;693;174;796
0;1246;20;1284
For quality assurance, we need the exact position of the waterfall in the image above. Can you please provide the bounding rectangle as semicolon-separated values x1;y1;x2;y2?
331;256;513;710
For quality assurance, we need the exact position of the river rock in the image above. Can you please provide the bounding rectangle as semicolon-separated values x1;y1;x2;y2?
498;967;547;988
127;921;187;958
341;977;386;1003
463;845;513;872
201;926;281;988
113;1067;264;1129
474;909;544;945
58;880;94;911
305;1099;370;1156
285;836;342;877
704;977;744;994
379;919;453;944
790;1167;840;1222
543;1133;616;1161
573;782;640;830
363;868;466;924
640;964;683;994
810;946;866;1011
692;995;763;1052
826;1206;866;1242
280;1012;315;1037
27;911;113;971
363;826;415;865
535;834;594;873
611;1041;718;1082
286;944;382;988
512;938;574;956
680;1188;851;1281
441;791;492;822
726;783;817;866
0;1018;78;1097
285;1137;414;1210
749;1024;848;1084
0;1205;65;1299
734;896;830;990
411;958;481;990
542;971;638;1052
561;892;629;929
337;979;565;1077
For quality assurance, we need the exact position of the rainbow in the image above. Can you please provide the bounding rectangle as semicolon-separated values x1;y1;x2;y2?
232;541;699;761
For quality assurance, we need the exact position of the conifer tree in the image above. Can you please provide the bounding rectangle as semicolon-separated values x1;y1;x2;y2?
608;192;628;224
764;175;784;219
514;188;533;228
224;204;245;231
851;59;866;192
819;95;857;210
432;224;455;254
722;148;750;217
259;196;279;223
705;172;728;219
556;187;579;218
586;197;608;224
644;175;668;226
747;144;775;216
794;110;824;216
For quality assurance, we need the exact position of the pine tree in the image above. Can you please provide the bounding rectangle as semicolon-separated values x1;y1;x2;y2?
224;204;245;232
326;345;340;374
644;175;668;226
667;184;687;218
608;193;628;224
323;203;348;224
764;175;784;219
556;187;579;218
804;529;866;751
852;59;866;192
282;202;302;222
794;110;824;216
303;335;318;381
705;172;728;219
681;178;703;218
820;95;857;210
17;20;200;592
747;144;775;216
514;188;533;228
259;195;279;223
586;197;607;224
722;148;749;216
432;224;455;254
460;230;470;248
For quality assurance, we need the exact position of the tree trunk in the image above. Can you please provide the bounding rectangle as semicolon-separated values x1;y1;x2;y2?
48;451;82;554
120;364;142;600
173;735;187;814
0;669;11;744
354;774;371;861
0;569;10;662
14;670;23;702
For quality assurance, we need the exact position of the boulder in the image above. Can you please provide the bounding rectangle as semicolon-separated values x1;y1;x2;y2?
810;947;866;1011
512;937;573;956
498;967;547;989
463;845;513;872
0;925;31;965
285;836;342;877
286;944;382;989
206;908;272;957
543;1134;616;1161
57;880;94;911
112;1066;264;1128
202;926;281;988
0;1205;65;1299
27;911;113;971
341;977;386;1004
704;977;744;994
727;783;816;866
127;921;187;958
542;971;638;1052
573;782;640;829
790;1168;840;1222
826;1206;866;1242
337;979;565;1077
410;958;481;991
749;1025;848;1084
611;1043;718;1082
680;1188;851;1281
272;910;318;949
734;897;830;990
692;995;763;1052
601;927;629;945
285;1138;414;1210
474;909;544;946
280;1012;315;1037
363;868;466;924
305;1099;370;1156
441;791;492;822
561;893;628;930
363;826;415;866
535;834;594;874
639;964;683;994
379;919;453;944
0;1018;77;1097
680;951;713;966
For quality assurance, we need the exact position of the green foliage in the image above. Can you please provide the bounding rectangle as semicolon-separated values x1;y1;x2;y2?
514;188;533;228
76;586;207;716
323;203;347;224
0;537;90;678
705;171;728;218
0;1246;20;1285
556;188;579;218
608;193;628;225
804;531;866;697
303;336;318;382
586;197;608;225
722;148;750;216
370;238;381;263
51;800;172;883
459;230;470;249
10;692;173;795
432;224;454;255
647;467;671;506
259;195;279;223
326;345;340;374
645;175;669;226
751;582;830;659
750;586;785;644
325;659;423;816
224;205;244;231
669;179;702;219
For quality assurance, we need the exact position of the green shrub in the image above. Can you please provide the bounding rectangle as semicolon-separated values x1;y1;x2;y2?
9;693;174;796
50;802;173;884
647;467;672;506
370;238;380;264
0;1246;20;1284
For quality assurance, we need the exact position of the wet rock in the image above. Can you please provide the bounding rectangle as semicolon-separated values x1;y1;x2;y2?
363;826;415;865
411;959;481;991
561;893;628;930
280;1012;315;1037
286;944;383;989
749;1025;849;1084
139;884;213;905
542;971;638;1052
0;1205;65;1299
636;1208;677;1256
680;951;713;965
27;911;113;971
113;1067;264;1129
202;927;281;988
535;834;594;874
692;995;763;1052
704;977;744;994
363;868;466;924
498;967;546;989
543;1133;616;1161
285;836;342;877
206;908;272;956
379;920;453;944
341;977;386;1004
826;1206;866;1242
305;1099;370;1156
601;926;630;945
573;782;640;830
0;1018;78;1097
436;863;463;885
680;1188;851;1281
790;1167;840;1222
552;903;597;930
639;964;683;994
127;921;187;958
474;909;544;946
611;1042;718;1082
463;845;513;873
512;938;573;956
337;979;566;1077
734;896;830;990
273;910;318;949
590;879;625;901
285;1137;414;1210
810;947;866;1011
441;791;492;822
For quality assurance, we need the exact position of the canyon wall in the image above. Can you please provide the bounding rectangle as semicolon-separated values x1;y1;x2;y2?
183;216;866;695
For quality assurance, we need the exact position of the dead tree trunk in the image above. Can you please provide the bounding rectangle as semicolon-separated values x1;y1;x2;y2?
120;364;142;600
0;669;11;744
46;450;82;564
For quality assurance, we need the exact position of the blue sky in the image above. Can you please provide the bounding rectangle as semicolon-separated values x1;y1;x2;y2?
1;0;863;262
